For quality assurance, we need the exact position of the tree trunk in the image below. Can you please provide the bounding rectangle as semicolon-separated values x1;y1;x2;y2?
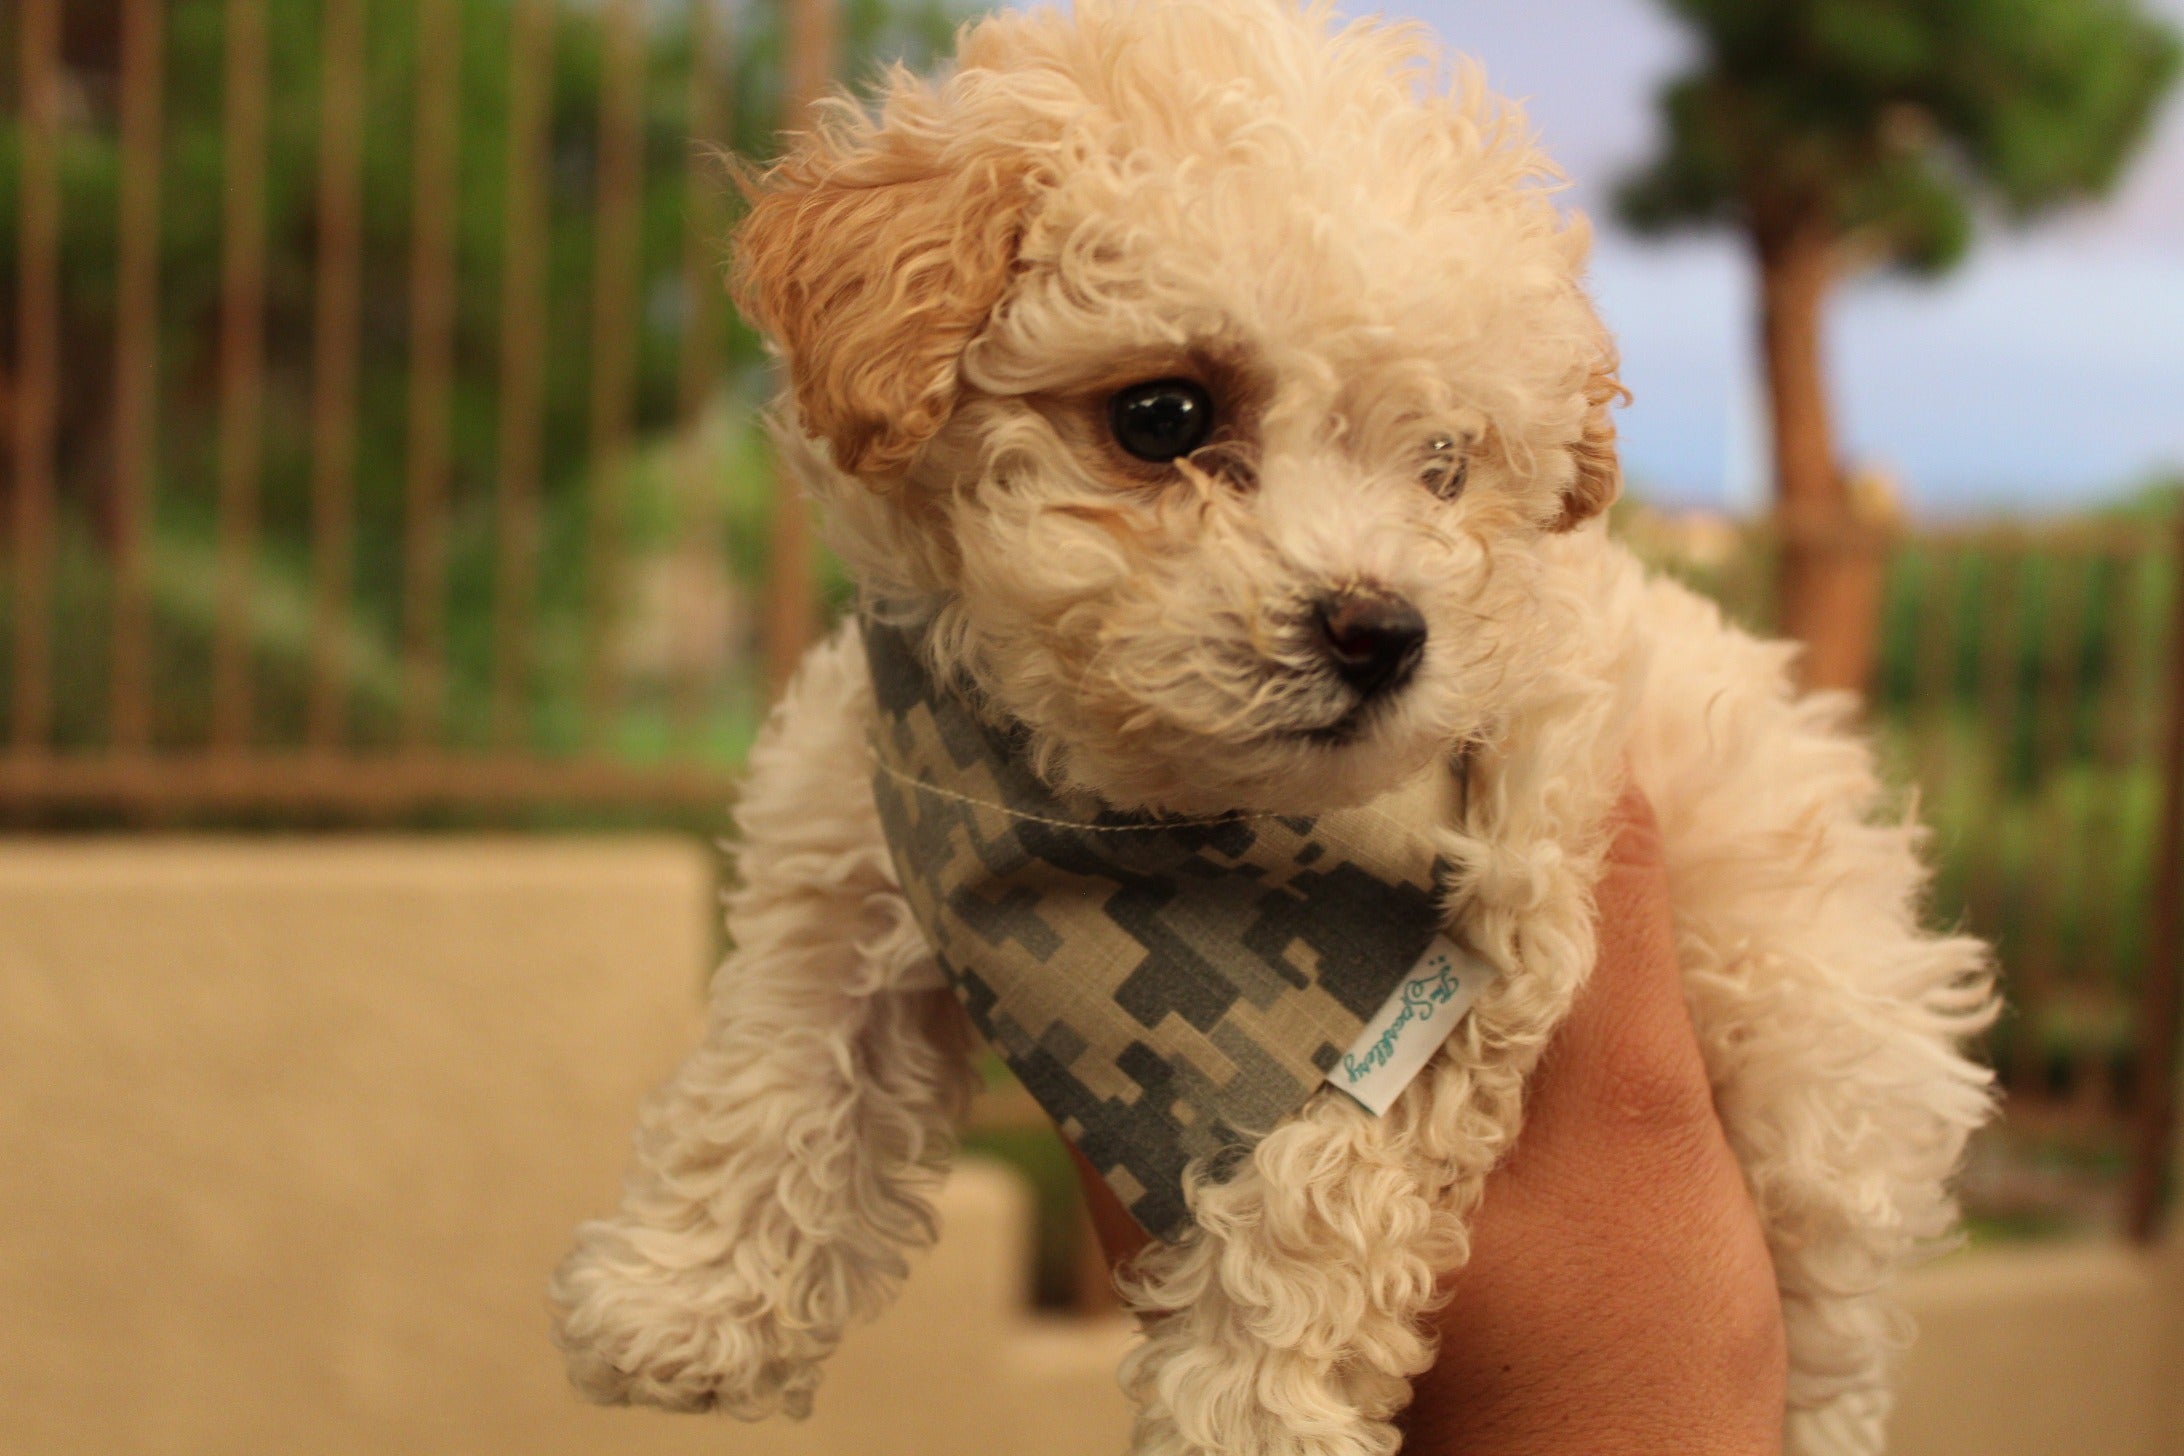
1756;221;1886;696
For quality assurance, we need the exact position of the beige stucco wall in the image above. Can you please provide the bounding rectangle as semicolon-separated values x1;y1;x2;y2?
0;838;2176;1455
1893;1242;2177;1456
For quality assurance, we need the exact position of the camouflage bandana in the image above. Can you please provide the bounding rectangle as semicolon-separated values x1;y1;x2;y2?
862;618;1456;1241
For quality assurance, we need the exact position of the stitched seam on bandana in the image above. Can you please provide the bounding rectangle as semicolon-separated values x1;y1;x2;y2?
868;745;1287;833
870;742;1441;858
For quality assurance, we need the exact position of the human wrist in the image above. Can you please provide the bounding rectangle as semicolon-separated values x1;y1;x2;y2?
1410;1377;1785;1456
1427;1420;1782;1456
1403;1250;1787;1456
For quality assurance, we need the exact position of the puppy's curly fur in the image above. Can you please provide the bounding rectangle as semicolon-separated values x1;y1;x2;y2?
551;4;1997;1452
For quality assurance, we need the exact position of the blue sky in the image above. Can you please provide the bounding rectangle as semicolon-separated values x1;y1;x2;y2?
1383;0;2184;516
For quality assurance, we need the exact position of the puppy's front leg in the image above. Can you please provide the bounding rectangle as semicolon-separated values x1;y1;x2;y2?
552;626;972;1418
1626;664;1997;1456
1120;1093;1491;1456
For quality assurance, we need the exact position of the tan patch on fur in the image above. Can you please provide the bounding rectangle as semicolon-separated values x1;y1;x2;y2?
732;99;1040;481
1551;352;1629;532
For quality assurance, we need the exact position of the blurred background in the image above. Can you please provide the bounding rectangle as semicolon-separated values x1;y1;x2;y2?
2;0;2182;1452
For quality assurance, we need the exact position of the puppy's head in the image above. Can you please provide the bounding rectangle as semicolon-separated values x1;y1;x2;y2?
737;0;1624;816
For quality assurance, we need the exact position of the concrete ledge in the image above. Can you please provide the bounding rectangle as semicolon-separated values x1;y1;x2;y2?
0;838;2175;1455
0;839;728;1456
1894;1243;2173;1456
0;837;1134;1456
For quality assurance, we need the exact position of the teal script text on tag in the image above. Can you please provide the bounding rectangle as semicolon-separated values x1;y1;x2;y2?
1328;935;1490;1114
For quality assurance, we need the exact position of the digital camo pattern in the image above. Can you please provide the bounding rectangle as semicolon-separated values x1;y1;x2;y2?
862;618;1452;1241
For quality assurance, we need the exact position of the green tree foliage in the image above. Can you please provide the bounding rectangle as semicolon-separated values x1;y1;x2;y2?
1620;0;2181;271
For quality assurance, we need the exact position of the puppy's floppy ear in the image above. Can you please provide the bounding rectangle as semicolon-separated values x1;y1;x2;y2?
1550;352;1628;532
732;83;1037;482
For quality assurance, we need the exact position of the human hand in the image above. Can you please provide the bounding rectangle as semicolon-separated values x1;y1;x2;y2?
1071;787;1786;1455
1398;785;1785;1454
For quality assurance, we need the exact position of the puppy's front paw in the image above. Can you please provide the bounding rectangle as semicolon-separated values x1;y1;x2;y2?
1784;1388;1890;1456
1125;1322;1409;1456
549;1216;826;1420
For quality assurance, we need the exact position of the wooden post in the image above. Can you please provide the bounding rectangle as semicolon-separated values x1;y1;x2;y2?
212;0;270;754
12;0;61;758
673;0;734;748
582;0;647;748
2128;509;2184;1243
760;0;837;695
306;0;365;752
400;0;461;750
110;0;166;754
488;0;556;750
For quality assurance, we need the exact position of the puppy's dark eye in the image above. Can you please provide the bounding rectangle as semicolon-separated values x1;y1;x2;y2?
1109;379;1216;463
1420;435;1468;499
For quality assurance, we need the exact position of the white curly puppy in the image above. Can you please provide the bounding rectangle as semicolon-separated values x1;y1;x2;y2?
551;3;1996;1452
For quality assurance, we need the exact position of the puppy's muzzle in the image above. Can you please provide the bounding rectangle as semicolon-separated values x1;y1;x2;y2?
1314;586;1426;700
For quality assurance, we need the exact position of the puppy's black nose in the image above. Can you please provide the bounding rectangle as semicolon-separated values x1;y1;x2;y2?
1314;588;1426;698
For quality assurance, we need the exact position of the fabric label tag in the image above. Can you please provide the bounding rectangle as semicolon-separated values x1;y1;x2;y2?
1326;935;1491;1115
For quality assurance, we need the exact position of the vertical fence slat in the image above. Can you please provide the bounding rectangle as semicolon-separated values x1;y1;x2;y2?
762;0;836;694
1908;544;1961;824
401;0;461;749
489;0;555;749
2087;548;2168;993
1964;543;2038;1089
672;0;731;748
582;0;647;749
212;0;270;753
110;0;166;755
2015;550;2094;1030
11;0;61;757
2127;513;2184;1241
306;0;367;752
